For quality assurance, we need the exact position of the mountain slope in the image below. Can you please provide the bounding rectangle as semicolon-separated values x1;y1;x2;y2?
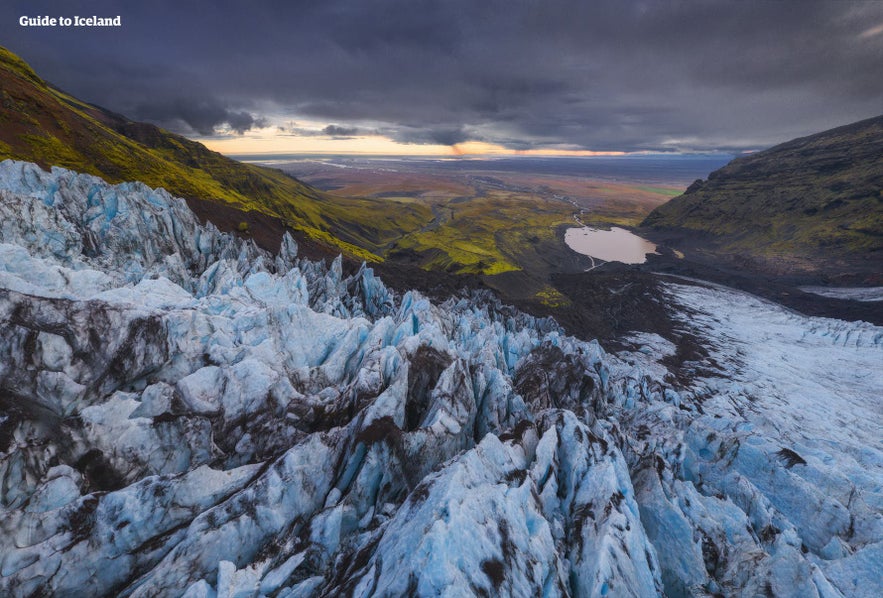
0;46;432;260
641;116;883;276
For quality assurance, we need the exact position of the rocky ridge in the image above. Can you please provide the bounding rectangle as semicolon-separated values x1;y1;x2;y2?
641;115;883;280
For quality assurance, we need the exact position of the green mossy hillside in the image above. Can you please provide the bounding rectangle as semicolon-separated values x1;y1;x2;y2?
642;115;883;266
0;46;432;259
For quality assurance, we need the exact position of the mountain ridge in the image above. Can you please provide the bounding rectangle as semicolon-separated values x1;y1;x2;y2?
641;115;883;279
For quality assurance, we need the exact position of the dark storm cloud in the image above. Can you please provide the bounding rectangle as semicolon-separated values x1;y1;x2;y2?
2;0;881;150
275;124;376;139
134;98;267;135
322;125;368;137
391;126;472;146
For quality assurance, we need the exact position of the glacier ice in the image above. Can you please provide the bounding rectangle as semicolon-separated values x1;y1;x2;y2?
0;160;881;597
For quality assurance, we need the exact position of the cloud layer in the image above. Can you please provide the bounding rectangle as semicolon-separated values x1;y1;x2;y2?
4;0;882;151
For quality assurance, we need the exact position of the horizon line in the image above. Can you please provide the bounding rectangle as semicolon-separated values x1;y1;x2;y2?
224;150;737;160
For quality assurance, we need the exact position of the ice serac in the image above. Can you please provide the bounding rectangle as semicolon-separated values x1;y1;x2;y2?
0;160;880;597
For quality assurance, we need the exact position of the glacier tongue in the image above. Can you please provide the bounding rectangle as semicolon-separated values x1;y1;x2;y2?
0;159;880;597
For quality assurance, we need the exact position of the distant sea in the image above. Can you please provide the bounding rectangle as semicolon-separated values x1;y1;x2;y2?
232;154;734;186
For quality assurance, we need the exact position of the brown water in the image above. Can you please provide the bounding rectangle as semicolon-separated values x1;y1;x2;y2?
564;226;658;265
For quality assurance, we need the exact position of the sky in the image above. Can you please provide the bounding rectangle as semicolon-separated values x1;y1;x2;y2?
3;0;882;156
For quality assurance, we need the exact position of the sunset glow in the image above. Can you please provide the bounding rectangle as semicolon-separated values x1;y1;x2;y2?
202;129;630;157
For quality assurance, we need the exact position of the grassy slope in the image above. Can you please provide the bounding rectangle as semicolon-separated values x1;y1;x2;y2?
642;116;883;266
389;190;575;276
307;167;671;281
0;46;432;261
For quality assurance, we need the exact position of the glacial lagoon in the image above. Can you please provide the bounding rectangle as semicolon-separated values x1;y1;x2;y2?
564;225;658;265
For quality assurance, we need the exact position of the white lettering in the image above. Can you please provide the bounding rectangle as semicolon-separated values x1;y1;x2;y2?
19;15;58;27
18;14;121;28
72;15;122;27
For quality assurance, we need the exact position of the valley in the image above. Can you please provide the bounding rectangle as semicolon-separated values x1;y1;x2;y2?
241;155;722;312
239;153;883;342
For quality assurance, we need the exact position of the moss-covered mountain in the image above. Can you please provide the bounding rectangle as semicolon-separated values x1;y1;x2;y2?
642;115;883;274
0;46;432;261
0;46;583;283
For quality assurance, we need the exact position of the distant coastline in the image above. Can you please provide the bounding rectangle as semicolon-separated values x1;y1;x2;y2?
233;154;733;187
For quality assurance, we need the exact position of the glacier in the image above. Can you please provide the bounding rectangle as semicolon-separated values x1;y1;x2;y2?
0;160;880;597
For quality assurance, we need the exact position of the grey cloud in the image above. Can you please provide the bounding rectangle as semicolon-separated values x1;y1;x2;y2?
274;124;376;139
390;126;472;146
133;98;266;136
322;125;368;137
2;0;881;151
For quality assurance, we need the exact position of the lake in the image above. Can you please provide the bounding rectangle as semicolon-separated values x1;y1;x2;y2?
564;226;658;264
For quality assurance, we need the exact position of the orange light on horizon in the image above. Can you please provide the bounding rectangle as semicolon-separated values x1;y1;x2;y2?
448;140;627;157
201;127;632;158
